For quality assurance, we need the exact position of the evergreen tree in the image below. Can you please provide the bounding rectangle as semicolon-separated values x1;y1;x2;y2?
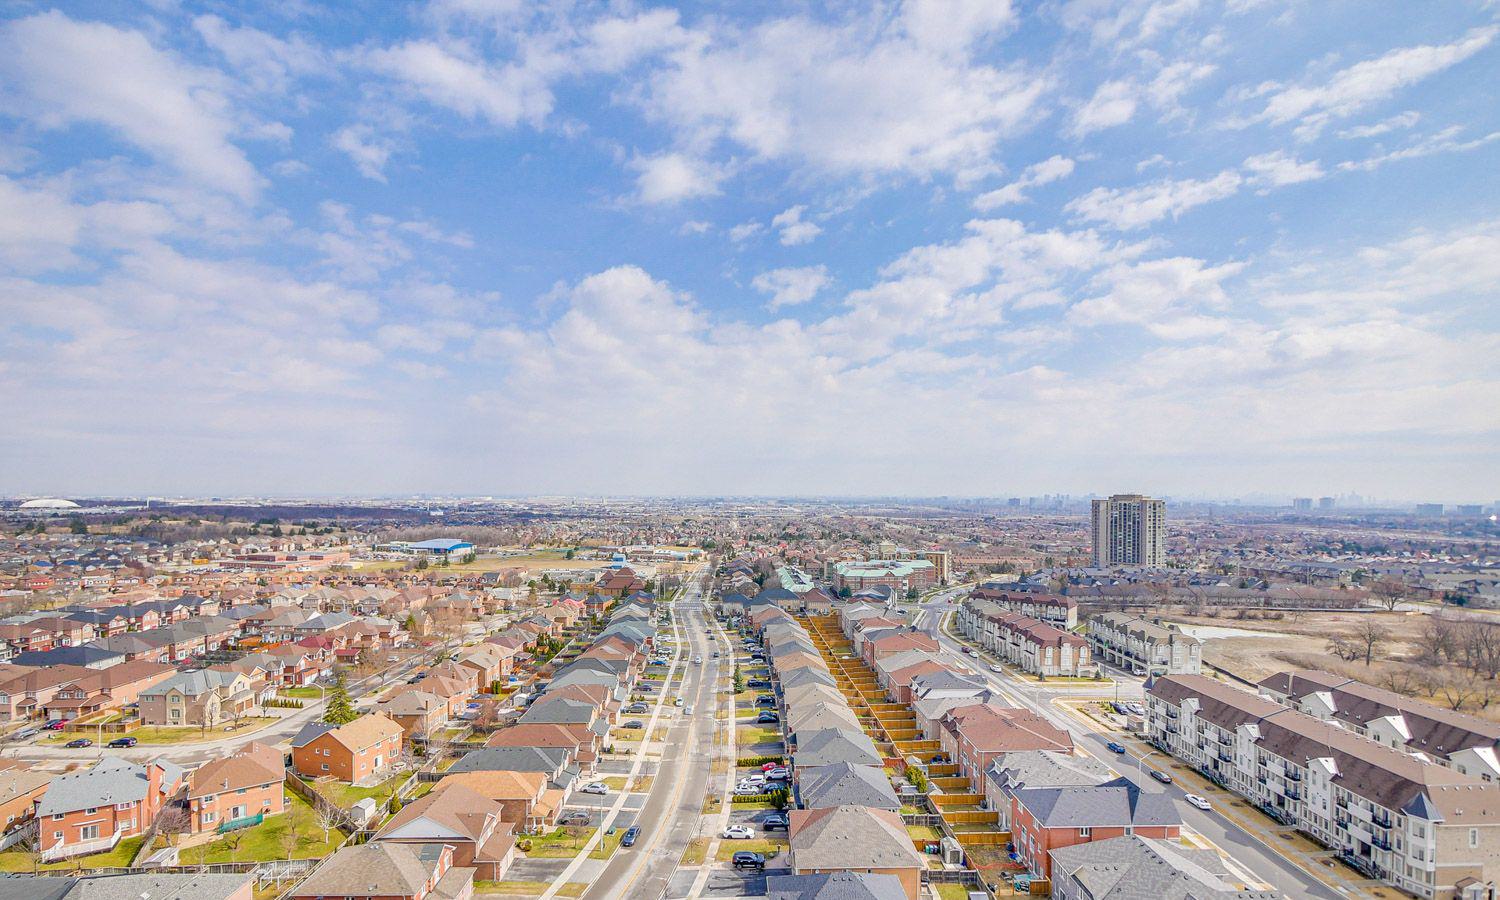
322;676;358;725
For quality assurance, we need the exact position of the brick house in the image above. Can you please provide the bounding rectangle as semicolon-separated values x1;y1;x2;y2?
938;702;1073;795
42;659;176;721
1009;782;1182;878
373;782;516;880
289;840;475;900
0;766;51;841
138;669;257;727
291;713;405;784
188;742;286;833
36;756;185;862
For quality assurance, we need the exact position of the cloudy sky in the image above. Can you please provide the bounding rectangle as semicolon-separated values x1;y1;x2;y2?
1;1;1497;501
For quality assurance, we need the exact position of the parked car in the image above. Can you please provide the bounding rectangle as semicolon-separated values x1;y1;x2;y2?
756;712;780;724
684;705;693;715
732;851;766;870
760;762;784;772
44;720;70;731
1184;794;1212;811
734;785;764;796
624;702;649;714
108;737;137;748
12;728;39;741
557;811;591;826
1106;741;1127;754
761;812;789;830
65;738;92;748
755;695;776;707
620;720;645;729
764;766;789;779
750;652;765;660
621;826;641;847
581;782;608;795
721;825;754;839
747;679;771;688
674;697;684;707
1149;769;1173;784
738;774;767;787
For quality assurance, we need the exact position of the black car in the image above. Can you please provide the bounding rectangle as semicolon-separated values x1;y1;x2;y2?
621;826;641;847
761;813;789;831
65;738;92;748
732;851;766;869
108;737;137;749
747;679;771;688
754;695;776;706
756;712;780;723
621;720;645;729
1149;768;1173;784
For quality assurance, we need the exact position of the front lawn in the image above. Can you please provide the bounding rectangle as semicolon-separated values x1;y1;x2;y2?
282;686;326;698
474;880;585;896
736;726;783;745
0;836;144;872
521;827;594;858
44;718;279;746
190;793;343;863
713;837;786;861
588;828;624;859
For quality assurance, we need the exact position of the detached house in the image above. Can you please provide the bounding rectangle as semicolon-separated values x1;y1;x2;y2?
36;756;184;862
291;713;405;784
138;669;257;727
373;782;516;880
188;742;285;833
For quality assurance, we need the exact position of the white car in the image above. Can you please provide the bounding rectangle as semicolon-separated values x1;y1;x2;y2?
721;825;755;839
738;775;767;787
989;664;1004;673
694;656;703;664
734;785;764;796
1184;794;1212;811
580;782;608;795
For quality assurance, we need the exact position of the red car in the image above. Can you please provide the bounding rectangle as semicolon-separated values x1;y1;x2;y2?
760;762;784;772
45;720;71;731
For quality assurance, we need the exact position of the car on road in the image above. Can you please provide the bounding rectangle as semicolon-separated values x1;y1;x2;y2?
674;697;684;707
732;851;766;870
712;651;720;658
989;663;1004;673
65;738;92;748
621;826;641;847
620;720;645;729
1106;741;1127;754
1184;794;1212;811
581;781;608;795
965;648;979;658
694;656;703;664
1149;769;1173;784
722;825;755;839
44;720;71;731
684;705;694;715
108;737;138;748
557;811;591;826
761;812;788;830
756;712;779;724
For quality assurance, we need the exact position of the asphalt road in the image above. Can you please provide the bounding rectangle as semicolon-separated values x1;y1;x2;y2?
584;572;720;900
914;596;1341;900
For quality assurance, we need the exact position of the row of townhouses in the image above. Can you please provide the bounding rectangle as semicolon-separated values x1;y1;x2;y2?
1087;612;1202;675
955;598;1095;677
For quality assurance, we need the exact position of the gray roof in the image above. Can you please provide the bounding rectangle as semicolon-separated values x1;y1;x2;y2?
792;727;883;768
797;763;901;811
1049;835;1285;899
37;756;182;817
447;746;568;775
779;668;838;691
0;874;254;900
985;750;1114;794
290;721;337;749
140;668;240;698
766;871;907;900
518;697;598;725
291;842;457;897
1012;782;1182;829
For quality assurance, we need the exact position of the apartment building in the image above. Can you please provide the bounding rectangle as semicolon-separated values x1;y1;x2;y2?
1091;494;1166;567
967;585;1078;629
1087;612;1201;676
1148;675;1500;900
1258;670;1500;782
956;600;1095;677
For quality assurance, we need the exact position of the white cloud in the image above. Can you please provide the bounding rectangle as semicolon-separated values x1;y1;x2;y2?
333;125;397;182
0;11;262;201
1337;110;1420;139
1254;26;1498;139
974;156;1076;210
364;40;557;128
1068;256;1244;329
1243;150;1324;189
772;206;823;246
728;221;764;243
1066;171;1243;229
1072;80;1138;136
752;265;830;309
630;152;723;204
192;14;325;95
1336;126;1500;173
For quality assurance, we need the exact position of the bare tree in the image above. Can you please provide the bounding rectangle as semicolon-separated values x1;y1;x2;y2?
1436;670;1479;711
1327;635;1361;663
1458;621;1500;680
1416;616;1458;664
314;802;342;843
1369;579;1406;612
1354;618;1391;666
154;804;189;840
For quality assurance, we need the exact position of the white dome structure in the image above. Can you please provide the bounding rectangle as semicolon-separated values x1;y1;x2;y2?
19;498;80;509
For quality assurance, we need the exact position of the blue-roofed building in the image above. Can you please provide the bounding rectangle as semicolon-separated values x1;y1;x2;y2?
376;539;475;558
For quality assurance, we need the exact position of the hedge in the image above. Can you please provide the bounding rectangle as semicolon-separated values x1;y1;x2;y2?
736;755;785;767
730;793;778;803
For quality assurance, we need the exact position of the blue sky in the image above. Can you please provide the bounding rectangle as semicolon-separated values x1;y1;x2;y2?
1;0;1497;501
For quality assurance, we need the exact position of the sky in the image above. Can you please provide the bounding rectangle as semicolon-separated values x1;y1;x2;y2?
1;0;1498;502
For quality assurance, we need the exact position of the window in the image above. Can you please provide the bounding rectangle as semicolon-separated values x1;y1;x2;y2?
79;824;99;841
321;764;329;771
203;812;216;823
1078;827;1091;837
85;807;97;815
1471;829;1479;848
52;831;61;840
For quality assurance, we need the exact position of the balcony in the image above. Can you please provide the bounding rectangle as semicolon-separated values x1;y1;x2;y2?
1372;836;1392;852
1372;812;1392;829
1285;788;1302;801
1285;769;1302;782
41;828;124;862
1217;751;1233;763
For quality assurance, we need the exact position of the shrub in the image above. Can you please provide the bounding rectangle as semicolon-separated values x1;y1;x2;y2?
736;755;784;767
908;766;930;793
731;793;777;804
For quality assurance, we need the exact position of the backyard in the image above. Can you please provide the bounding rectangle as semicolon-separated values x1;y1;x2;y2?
0;836;144;873
186;793;344;864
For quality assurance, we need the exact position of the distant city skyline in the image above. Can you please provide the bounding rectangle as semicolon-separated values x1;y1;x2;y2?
1;3;1497;498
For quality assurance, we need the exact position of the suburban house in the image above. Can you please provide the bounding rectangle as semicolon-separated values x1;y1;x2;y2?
41;660;176;722
1049;834;1280;900
438;770;557;833
983;750;1114;827
373;782;516;881
0;765;51;842
289;841;475;900
138;669;258;727
788;805;926;900
36;756;185;862
187;742;285;834
291;713;405;784
938;703;1073;795
766;872;908;900
1010;782;1182;879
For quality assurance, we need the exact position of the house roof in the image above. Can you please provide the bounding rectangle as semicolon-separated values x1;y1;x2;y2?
437;770;546;803
789;805;923;871
376;782;502;842
189;742;283;799
445;746;568;775
290;842;463;897
1048;835;1282;900
37;756;183;817
797;763;901;811
766;871;908;900
1014;782;1182;829
291;712;402;752
792;728;883;768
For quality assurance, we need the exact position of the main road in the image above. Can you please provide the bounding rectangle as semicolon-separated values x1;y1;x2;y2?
912;594;1342;900
582;569;726;900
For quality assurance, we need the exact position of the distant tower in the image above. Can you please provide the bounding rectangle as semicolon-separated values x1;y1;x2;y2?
1318;497;1335;510
1091;494;1166;567
1292;497;1313;512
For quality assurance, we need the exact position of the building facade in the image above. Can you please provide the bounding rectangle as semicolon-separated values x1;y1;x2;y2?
1090;494;1166;567
1086;613;1202;676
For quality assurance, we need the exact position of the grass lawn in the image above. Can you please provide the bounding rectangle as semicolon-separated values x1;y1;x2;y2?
680;837;709;865
713;837;786;861
0;835;144;872
736;726;783;745
907;825;942;841
588;829;623;860
935;884;972;900
190;794;342;863
282;686;325;698
41;718;277;746
317;773;407;810
521;827;594;858
475;880;589;896
602;776;629;790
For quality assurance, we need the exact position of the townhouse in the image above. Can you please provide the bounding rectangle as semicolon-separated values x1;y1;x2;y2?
956;600;1095;677
937;702;1073;797
1259;670;1500;782
0;765;51;844
1049;834;1285;900
967;585;1079;629
1087;612;1202;676
983;749;1113;829
788;805;926;900
41;659;175;721
1009;781;1181;878
1149;674;1500;899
